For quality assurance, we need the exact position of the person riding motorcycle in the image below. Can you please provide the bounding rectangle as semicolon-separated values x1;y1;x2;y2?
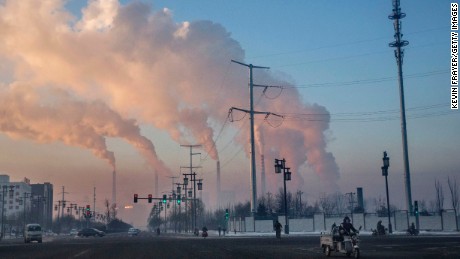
408;222;418;235
377;220;386;235
201;226;208;238
340;216;357;236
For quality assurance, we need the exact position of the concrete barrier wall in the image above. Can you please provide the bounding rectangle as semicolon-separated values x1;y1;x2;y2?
243;212;458;232
441;211;458;231
314;213;326;231
229;217;246;232
290;218;314;232
245;217;254;232
255;220;274;232
394;211;409;231
411;215;441;230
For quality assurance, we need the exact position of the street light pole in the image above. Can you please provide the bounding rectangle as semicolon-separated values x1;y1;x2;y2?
183;172;203;232
275;158;291;234
381;151;392;234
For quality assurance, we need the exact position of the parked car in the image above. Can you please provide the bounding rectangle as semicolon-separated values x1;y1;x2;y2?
69;229;79;236
128;228;141;236
77;228;105;237
24;223;42;243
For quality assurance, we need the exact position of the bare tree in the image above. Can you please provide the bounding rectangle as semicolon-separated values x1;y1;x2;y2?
435;179;444;213
447;176;459;214
275;188;293;214
266;192;275;215
319;193;336;215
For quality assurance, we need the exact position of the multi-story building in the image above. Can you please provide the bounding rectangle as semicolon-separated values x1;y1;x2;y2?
0;175;53;231
31;183;53;230
0;175;31;219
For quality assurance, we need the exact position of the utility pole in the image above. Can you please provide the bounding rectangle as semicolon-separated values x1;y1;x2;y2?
230;59;283;216
180;144;201;232
58;186;68;234
389;0;413;214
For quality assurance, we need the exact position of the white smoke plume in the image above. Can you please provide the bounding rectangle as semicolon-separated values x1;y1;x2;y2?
0;84;170;174
0;0;339;191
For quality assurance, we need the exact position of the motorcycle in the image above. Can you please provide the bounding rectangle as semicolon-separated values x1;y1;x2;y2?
202;230;208;238
407;227;419;236
320;224;361;258
371;227;387;236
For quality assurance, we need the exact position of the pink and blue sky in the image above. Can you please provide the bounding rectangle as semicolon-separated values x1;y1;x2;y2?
0;0;458;227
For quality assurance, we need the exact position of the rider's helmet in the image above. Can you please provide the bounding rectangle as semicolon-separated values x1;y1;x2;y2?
343;216;350;223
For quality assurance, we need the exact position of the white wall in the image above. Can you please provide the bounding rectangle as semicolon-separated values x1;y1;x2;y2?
244;212;459;232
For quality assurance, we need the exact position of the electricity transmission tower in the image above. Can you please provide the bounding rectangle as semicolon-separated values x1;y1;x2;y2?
230;60;282;216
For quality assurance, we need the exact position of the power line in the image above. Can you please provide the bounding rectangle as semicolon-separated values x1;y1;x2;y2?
281;70;447;89
254;103;456;123
273;41;446;68
249;26;448;60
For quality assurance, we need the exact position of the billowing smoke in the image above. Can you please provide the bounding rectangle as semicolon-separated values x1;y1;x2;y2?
0;0;339;191
0;84;170;175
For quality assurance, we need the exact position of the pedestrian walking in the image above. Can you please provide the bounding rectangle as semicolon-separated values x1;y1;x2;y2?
274;220;282;239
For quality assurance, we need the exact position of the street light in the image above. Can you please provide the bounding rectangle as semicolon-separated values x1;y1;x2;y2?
381;151;392;234
274;158;291;234
183;172;203;232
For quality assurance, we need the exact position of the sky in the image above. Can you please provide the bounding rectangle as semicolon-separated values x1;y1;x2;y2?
0;0;458;227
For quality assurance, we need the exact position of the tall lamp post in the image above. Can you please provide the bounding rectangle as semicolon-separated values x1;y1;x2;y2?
275;158;291;234
381;151;392;234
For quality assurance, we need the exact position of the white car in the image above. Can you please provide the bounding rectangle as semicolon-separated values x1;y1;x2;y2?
24;223;42;243
128;228;140;236
69;229;78;236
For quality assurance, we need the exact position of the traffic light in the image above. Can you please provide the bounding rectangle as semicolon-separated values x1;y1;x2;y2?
162;194;167;204
177;195;181;205
134;194;138;203
86;205;91;217
148;194;152;203
225;209;229;220
414;200;419;216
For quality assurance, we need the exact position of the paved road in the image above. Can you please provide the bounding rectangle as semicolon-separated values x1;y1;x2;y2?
1;233;460;258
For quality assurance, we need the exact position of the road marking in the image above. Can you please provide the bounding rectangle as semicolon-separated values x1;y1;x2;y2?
74;249;90;258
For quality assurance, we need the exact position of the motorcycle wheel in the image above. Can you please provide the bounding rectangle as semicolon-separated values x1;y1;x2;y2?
354;249;360;259
324;246;331;257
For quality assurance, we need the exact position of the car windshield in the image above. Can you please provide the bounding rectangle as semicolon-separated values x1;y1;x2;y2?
28;225;41;231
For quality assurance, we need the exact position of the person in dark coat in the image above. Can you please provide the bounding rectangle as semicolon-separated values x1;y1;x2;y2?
340;216;357;235
274;220;282;239
377;220;385;235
